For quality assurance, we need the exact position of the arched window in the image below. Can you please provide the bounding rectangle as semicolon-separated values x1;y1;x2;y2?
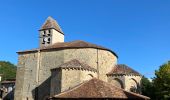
129;78;139;93
111;78;124;89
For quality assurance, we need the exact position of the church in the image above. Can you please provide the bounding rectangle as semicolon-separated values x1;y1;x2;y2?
14;17;149;100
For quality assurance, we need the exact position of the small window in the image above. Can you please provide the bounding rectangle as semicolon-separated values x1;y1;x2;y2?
43;31;46;36
48;38;51;42
49;29;51;33
43;38;46;42
47;38;51;44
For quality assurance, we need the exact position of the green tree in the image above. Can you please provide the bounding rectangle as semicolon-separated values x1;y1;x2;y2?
141;76;155;100
153;61;170;100
0;61;16;81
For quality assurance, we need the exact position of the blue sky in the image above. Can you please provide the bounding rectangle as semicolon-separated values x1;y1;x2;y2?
0;0;170;78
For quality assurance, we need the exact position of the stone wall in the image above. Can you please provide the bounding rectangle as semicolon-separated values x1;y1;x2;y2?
107;75;142;93
124;75;142;93
14;53;38;100
61;69;81;92
52;29;64;43
63;48;98;69
98;49;117;81
50;68;97;96
63;48;117;82
50;68;62;96
79;70;97;82
38;50;64;100
61;69;97;92
107;75;125;88
15;48;117;100
14;66;25;100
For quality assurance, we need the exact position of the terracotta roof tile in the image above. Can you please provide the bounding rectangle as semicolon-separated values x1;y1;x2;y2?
17;40;118;58
50;78;149;99
40;16;63;34
51;59;97;72
107;64;141;76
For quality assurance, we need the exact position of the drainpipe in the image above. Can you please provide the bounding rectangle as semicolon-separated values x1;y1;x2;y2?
35;49;41;99
36;49;41;83
97;49;99;79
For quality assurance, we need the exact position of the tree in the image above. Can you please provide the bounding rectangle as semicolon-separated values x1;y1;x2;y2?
141;76;155;100
153;61;170;100
0;61;16;81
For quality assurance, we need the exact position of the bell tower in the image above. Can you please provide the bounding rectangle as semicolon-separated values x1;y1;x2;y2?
39;16;64;47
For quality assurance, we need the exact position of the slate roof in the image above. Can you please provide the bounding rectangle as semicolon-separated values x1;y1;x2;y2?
107;64;141;76
50;78;149;99
17;40;118;58
39;16;63;34
51;59;97;72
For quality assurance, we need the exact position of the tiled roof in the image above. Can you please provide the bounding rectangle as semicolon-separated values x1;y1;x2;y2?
51;59;97;72
50;78;149;99
107;64;141;76
17;40;118;58
40;16;63;34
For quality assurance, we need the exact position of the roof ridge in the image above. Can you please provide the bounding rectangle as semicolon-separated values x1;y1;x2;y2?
107;64;141;76
51;59;97;72
40;16;63;33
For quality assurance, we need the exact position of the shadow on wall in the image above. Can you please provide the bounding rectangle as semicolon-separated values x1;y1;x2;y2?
32;77;51;100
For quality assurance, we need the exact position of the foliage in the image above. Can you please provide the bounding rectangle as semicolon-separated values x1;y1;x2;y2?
141;61;170;100
152;61;170;100
0;61;17;81
141;76;155;100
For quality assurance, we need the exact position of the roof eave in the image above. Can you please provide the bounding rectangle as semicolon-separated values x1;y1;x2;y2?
17;47;118;58
38;28;64;35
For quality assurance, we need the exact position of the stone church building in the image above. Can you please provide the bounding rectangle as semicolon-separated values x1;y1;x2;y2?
14;17;146;100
